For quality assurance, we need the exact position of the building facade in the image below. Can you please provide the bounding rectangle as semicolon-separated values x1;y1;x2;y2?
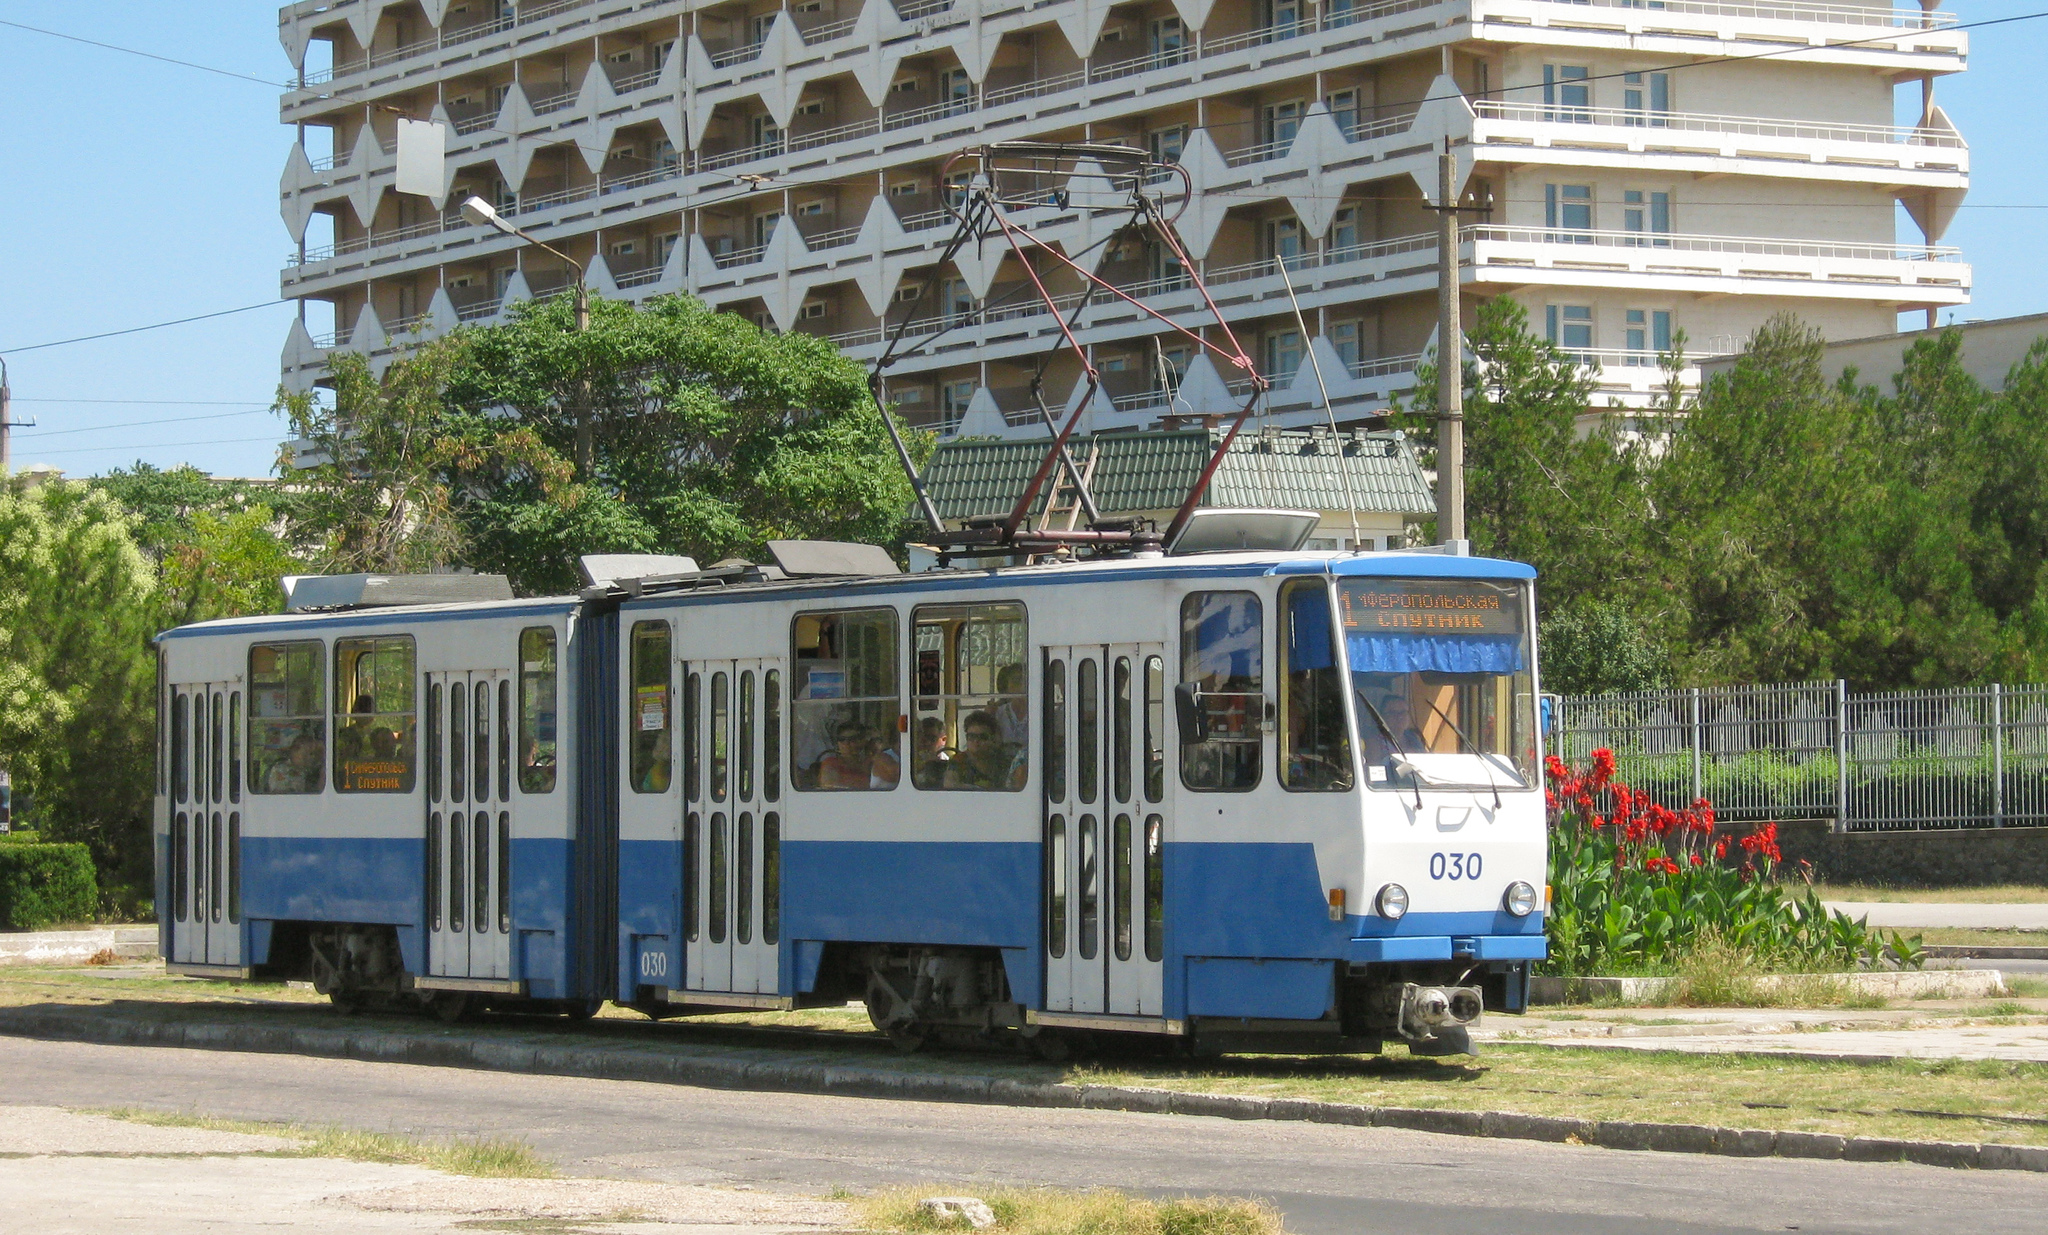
276;0;1971;439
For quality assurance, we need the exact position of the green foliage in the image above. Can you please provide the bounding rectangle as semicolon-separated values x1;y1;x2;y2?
282;294;927;595
0;842;98;929
1539;601;1669;695
0;482;160;911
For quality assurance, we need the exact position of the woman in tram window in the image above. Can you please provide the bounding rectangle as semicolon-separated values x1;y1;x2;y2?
816;721;879;789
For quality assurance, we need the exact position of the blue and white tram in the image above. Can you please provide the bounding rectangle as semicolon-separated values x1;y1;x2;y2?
154;545;1547;1052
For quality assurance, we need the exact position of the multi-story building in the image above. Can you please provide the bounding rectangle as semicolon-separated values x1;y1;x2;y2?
276;0;1970;439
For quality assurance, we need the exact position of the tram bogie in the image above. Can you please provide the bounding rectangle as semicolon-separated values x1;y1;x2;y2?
153;545;1548;1055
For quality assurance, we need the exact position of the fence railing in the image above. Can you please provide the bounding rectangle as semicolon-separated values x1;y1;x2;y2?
1554;680;2048;831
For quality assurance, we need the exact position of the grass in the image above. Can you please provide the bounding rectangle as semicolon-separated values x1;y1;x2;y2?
856;1186;1282;1235
92;1107;555;1177
1917;928;2048;946
1801;883;2048;904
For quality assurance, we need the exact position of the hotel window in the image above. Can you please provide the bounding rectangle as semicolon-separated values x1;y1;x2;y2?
1623;72;1671;126
1265;331;1304;384
1623;190;1671;246
1330;205;1362;256
1546;305;1595;360
1624;309;1672;365
1545;184;1594;240
1543;65;1591;122
1328;319;1362;369
1262;99;1304;148
1326;88;1360;137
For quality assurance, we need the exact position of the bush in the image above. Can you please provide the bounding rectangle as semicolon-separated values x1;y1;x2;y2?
0;830;45;845
0;843;99;929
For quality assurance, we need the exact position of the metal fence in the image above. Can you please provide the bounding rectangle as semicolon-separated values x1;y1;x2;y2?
1553;681;2048;831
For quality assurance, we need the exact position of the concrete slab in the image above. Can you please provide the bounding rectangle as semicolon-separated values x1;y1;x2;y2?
0;927;157;967
1827;902;2048;930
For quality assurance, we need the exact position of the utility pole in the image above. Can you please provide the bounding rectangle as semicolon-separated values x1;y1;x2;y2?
1433;140;1465;545
0;357;11;474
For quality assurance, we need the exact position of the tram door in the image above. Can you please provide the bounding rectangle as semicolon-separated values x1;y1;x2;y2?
682;658;784;996
168;681;244;968
424;670;514;981
1042;645;1168;1016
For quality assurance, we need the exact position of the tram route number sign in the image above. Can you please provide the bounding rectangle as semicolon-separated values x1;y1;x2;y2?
1341;580;1521;636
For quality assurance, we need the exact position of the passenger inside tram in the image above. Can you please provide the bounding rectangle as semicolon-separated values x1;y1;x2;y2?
944;710;1026;791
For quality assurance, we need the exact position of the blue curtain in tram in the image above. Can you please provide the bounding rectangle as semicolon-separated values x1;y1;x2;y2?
1287;587;1336;670
1346;633;1524;675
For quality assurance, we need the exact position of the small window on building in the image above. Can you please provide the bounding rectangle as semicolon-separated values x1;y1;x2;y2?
630;620;673;793
911;602;1027;791
250;641;326;795
792;609;900;791
1180;592;1263;791
1546;304;1595;357
519;627;558;793
1280;579;1354;791
333;636;417;793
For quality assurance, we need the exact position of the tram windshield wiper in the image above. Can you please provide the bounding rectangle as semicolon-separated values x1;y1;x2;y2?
1355;689;1422;810
1420;697;1505;812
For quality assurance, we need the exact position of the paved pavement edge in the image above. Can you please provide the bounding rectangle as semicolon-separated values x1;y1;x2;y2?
2;1004;2041;1175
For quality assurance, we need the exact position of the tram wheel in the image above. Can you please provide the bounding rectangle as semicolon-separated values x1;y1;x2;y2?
429;992;472;1024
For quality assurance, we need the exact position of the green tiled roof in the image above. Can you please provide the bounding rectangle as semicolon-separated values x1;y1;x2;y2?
922;429;1435;522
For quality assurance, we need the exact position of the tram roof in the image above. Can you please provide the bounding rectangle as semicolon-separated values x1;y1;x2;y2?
158;549;1533;641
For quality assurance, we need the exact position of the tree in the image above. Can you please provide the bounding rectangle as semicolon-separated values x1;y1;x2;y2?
0;481;160;909
93;463;305;627
282;295;926;595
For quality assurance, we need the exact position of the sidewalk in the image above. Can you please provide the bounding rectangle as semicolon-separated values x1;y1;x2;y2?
1483;1003;2048;1064
1825;901;2048;930
0;927;156;967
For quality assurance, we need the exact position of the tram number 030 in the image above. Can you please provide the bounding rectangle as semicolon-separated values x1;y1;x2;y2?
1429;852;1483;881
639;949;669;979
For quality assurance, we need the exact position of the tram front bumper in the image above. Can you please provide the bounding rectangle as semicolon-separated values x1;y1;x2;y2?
1348;933;1548;963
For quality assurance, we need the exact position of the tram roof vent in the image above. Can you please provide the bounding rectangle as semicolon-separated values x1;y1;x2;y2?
282;572;514;611
578;554;701;588
767;540;902;578
1166;508;1319;556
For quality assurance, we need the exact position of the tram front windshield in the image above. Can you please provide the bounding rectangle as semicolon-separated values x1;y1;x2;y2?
1337;577;1536;791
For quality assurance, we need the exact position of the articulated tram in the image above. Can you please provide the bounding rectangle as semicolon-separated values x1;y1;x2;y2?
154;542;1546;1055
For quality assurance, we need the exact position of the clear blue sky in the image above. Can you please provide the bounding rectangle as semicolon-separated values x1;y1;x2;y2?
0;1;2044;478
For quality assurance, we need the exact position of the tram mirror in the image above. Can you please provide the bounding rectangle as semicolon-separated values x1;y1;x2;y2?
1173;682;1207;744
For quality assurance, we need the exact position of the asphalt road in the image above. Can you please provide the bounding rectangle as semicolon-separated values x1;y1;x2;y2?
4;1035;2045;1235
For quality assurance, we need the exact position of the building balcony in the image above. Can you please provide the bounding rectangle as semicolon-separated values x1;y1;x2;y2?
1472;99;1967;184
294;0;586;88
1468;225;1969;306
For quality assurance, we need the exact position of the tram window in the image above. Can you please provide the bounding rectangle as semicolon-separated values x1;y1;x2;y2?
736;811;754;945
210;812;224;922
1179;592;1264;791
210;692;225;804
910;602;1026;791
156;650;168;795
474;801;490;934
228;693;242;803
474;681;492;804
763;670;782;802
1044;660;1066;805
333;637;417;793
172;693;189;803
449;812;466;932
1280;579;1354;791
250;642;325;795
498;680;512;802
172;813;188;920
1113;658;1133;804
427;812;442;931
426;683;443;802
1113;812;1133;961
497;812;511;933
1143;656;1165;803
684;671;702;801
710;671;730;802
1143;814;1163;962
739;671;756;802
227;813;241;925
791;609;900;791
1078;661;1099;804
1077;814;1099;960
518;628;557;794
450;683;468;801
1046;815;1067;958
629;621;673;794
709;811;729;943
762;812;781;944
683;811;701;943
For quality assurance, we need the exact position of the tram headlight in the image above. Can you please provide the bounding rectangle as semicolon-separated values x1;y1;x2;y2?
1503;880;1538;917
1375;883;1409;920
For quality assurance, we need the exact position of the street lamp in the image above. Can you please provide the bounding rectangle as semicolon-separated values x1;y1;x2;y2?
460;195;594;476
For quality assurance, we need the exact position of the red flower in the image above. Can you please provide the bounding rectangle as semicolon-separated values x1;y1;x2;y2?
1715;837;1730;859
1690;853;1703;867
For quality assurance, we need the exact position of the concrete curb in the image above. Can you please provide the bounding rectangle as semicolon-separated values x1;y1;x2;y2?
2;1005;2042;1175
0;927;157;967
1528;968;2006;1005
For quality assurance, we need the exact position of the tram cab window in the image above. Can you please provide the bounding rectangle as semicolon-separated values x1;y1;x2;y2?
910;602;1027;791
791;609;899;791
1179;591;1263;791
332;637;416;793
629;621;673;794
249;641;326;795
1339;577;1535;789
1280;579;1354;791
519;627;558;793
